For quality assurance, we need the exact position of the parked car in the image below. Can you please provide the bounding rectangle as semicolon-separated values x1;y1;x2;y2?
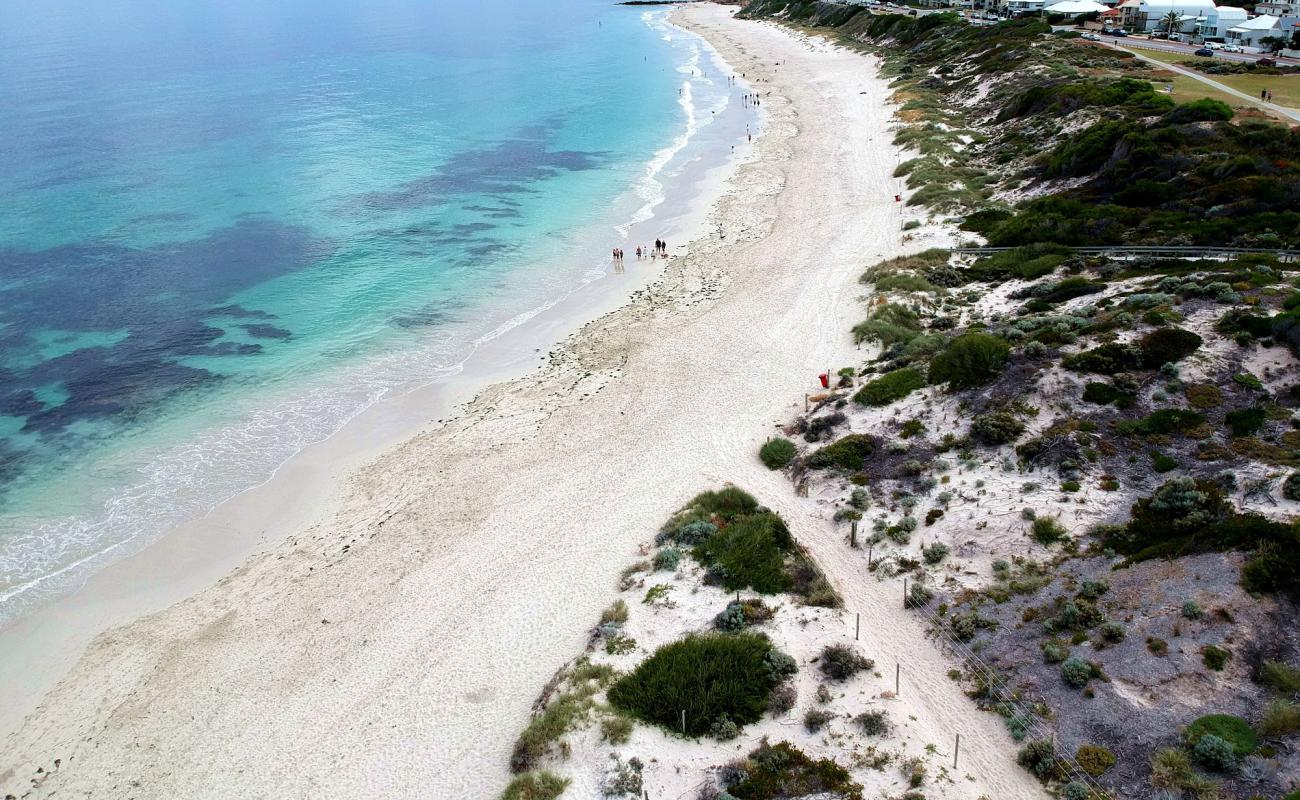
1082;32;1102;40
1258;57;1278;67
1110;29;1128;37
1205;41;1223;49
1194;47;1215;57
1222;43;1242;52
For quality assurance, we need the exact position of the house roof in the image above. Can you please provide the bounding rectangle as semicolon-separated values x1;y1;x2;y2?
1215;6;1249;18
1139;0;1216;9
1231;13;1282;29
1045;0;1110;12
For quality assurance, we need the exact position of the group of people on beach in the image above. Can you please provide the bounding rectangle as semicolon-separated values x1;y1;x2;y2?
613;239;669;262
741;92;760;108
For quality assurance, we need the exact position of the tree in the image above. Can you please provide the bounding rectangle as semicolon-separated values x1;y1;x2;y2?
1161;10;1181;38
1258;35;1285;54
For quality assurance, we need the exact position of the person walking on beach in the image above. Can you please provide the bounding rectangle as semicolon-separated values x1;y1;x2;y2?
635;246;642;259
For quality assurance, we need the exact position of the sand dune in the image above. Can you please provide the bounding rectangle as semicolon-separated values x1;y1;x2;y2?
0;6;1043;798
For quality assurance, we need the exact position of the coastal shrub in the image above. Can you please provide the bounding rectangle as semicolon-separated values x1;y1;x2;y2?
1185;383;1223;410
967;244;1071;281
1139;327;1202;368
1031;516;1068;546
694;512;794;594
971;410;1025;445
510;660;616;772
1117;408;1205;437
1203;645;1232;672
803;707;833;733
905;582;935;608
1043;641;1069;663
502;771;570;800
819;644;874;682
653;547;682;572
922;542;949;565
805;434;880;471
854;368;926;407
1100;621;1126;643
1061;657;1092;689
1017;739;1058;779
1259;700;1300;737
1082;381;1134;407
710;715;740;741
715;599;774;633
1185;714;1257;755
855;709;890;736
1283;473;1300;501
725;741;864;800
601;600;629;625
1192;734;1236;772
1181;600;1202;620
1166;97;1233;124
659;487;758;544
759;437;797;470
1260;660;1300;694
1076;744;1116;777
928;333;1010;389
1225;407;1266;437
600;715;633;745
1063;342;1142;374
853;302;923;346
607;633;791;738
766;683;797;716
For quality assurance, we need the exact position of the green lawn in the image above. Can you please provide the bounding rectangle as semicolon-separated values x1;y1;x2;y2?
1128;48;1300;108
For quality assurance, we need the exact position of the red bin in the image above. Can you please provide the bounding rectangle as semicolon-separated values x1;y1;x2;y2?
818;373;830;388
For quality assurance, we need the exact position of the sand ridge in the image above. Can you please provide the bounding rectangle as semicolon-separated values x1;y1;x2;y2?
0;6;1044;798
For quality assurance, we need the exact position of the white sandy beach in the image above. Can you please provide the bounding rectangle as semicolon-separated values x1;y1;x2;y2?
0;6;1045;798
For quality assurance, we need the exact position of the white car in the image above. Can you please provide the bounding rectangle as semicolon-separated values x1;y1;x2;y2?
1082;32;1103;40
1204;41;1222;49
1222;43;1243;52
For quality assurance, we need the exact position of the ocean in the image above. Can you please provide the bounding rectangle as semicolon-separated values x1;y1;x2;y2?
0;0;753;619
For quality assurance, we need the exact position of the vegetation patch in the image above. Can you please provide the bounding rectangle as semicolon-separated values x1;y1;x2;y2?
723;740;864;800
853;367;926;407
607;633;794;738
928;333;1010;389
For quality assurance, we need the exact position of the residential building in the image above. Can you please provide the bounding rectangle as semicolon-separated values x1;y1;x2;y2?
1134;0;1217;31
1195;4;1247;37
1226;12;1283;46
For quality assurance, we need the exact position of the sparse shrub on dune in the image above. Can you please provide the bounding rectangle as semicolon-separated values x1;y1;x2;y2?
501;771;569;800
853;368;926;407
607;633;793;738
819;643;874;681
971;409;1025;445
805;433;881;471
928;333;1010;390
1076;744;1116;776
759;437;797;470
1138;327;1202;368
723;741;863;800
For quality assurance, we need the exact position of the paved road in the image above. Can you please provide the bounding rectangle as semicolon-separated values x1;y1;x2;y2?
1113;36;1300;66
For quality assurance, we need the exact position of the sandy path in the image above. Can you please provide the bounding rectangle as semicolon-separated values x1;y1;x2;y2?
0;6;1044;799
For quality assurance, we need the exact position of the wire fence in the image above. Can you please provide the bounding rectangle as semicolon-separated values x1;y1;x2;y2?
949;245;1300;263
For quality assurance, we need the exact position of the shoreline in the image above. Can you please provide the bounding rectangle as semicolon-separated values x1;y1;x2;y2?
0;8;757;735
0;5;938;797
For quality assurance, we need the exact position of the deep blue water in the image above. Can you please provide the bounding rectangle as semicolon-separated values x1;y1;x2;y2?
0;0;746;615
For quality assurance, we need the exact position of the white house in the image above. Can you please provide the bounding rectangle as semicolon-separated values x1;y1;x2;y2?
1196;5;1248;39
1044;0;1110;15
1226;13;1283;47
1135;0;1217;31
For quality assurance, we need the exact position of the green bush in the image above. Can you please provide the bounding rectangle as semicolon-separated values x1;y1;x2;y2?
1063;342;1141;374
1283;473;1300;501
1117;408;1205;437
971;410;1026;445
1185;713;1257;755
805;433;880;471
1076;744;1116;777
654;547;682;571
1031;516;1068;546
1192;734;1236;771
1017;739;1058;779
1166;97;1233;123
726;741;864;800
929;333;1010;389
694;512;794;594
1203;644;1231;671
501;771;570;800
1061;656;1092;688
1225;407;1266;437
1260;659;1300;694
1138;327;1202;368
819;643;874;682
922;542;950;565
1082;381;1134;406
759;437;797;470
853;302;923;346
854;367;926;406
607;633;793;737
803;707;833;733
1259;699;1300;737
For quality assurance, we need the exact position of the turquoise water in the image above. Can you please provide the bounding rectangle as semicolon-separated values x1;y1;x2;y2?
0;0;751;617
